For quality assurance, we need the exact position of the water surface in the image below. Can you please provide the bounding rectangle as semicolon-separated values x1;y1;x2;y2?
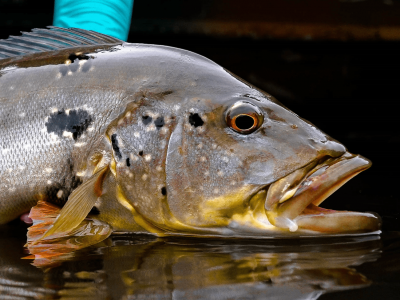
1;224;399;300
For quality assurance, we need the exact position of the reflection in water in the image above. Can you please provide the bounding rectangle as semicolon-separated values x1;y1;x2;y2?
0;229;382;300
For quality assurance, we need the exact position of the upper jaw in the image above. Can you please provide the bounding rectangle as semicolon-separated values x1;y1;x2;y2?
263;152;381;234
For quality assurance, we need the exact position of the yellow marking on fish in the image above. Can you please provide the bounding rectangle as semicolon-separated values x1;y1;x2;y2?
116;185;165;235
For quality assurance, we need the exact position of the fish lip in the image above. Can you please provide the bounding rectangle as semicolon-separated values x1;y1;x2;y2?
264;152;380;233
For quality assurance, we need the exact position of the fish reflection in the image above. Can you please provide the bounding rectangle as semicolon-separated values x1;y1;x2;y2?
0;229;381;300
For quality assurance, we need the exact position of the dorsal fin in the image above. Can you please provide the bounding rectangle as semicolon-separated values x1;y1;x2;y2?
0;26;123;59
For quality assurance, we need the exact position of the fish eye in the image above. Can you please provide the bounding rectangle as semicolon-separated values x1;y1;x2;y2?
226;101;264;134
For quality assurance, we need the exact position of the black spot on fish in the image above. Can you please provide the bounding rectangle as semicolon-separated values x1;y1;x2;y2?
154;116;164;129
111;134;122;160
89;206;100;215
189;113;204;127
142;115;152;125
46;109;93;141
68;53;90;63
139;151;143;156
126;157;131;167
45;159;83;207
161;187;167;196
59;65;68;76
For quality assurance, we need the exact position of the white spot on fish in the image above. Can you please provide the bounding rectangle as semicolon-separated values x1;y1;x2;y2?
67;71;73;76
200;156;207;162
144;154;152;162
74;142;87;147
222;157;229;162
197;143;203;149
65;109;71;115
56;73;62;79
57;190;63;198
9;86;14;90
118;119;124;126
1;149;9;155
78;60;86;66
8;187;16;192
62;131;74;139
196;126;205;133
7;168;12;173
217;171;224;177
45;168;53;173
65;59;71;65
184;123;192;131
76;170;86;177
134;132;140;138
160;140;167;148
19;112;26;117
18;165;26;170
201;114;208;122
125;111;131;118
47;180;52;185
212;144;217;149
129;172;134;178
50;107;59;113
130;153;138;162
146;124;156;132
173;104;180;111
160;127;169;135
230;181;236;185
213;188;219;194
87;127;94;132
204;171;209;176
156;165;163;172
142;174;148;181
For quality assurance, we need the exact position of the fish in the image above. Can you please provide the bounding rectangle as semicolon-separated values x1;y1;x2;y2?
0;27;381;248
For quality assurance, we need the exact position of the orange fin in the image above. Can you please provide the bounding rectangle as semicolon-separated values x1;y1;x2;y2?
26;200;112;268
37;165;109;241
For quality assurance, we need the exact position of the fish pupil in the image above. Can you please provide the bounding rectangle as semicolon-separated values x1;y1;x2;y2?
235;115;255;130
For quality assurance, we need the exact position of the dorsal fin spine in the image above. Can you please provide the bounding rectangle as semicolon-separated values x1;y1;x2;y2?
0;27;123;59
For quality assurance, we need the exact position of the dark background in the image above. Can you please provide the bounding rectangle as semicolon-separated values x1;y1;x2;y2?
0;0;399;230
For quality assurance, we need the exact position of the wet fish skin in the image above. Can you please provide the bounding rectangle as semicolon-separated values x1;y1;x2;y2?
0;28;378;238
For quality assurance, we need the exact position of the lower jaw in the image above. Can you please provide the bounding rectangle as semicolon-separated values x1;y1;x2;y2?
293;204;381;234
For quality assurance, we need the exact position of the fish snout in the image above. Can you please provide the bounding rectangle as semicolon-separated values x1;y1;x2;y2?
314;138;347;159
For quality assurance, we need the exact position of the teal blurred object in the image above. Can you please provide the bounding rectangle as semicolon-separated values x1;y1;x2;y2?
53;0;134;41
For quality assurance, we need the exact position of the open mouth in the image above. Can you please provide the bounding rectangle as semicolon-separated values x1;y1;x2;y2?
263;152;381;234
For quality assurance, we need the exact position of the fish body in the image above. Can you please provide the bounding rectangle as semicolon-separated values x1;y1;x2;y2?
0;28;380;240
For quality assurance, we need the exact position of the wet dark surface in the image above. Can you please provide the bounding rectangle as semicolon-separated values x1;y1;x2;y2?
0;223;399;300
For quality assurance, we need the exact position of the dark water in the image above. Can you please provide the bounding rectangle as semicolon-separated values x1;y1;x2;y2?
1;223;399;300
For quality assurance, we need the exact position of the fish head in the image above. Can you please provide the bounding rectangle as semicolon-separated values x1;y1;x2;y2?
109;45;380;237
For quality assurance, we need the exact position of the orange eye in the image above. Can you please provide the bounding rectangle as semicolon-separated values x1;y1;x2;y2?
226;101;264;134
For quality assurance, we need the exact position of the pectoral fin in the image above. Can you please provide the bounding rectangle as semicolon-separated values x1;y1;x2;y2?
37;165;109;241
26;200;112;268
